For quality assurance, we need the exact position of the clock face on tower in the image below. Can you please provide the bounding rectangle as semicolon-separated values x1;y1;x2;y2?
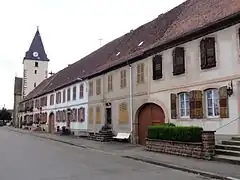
33;52;39;57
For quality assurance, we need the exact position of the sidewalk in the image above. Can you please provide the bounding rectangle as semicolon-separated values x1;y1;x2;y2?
6;127;240;180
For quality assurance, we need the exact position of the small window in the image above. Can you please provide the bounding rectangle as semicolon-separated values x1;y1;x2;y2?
179;93;189;118
79;84;84;99
96;79;101;95
35;62;38;67
120;70;127;88
205;89;219;118
34;70;37;74
96;106;101;124
119;102;128;124
137;63;144;84
152;55;163;80
108;75;113;92
73;86;77;100
89;82;93;96
34;82;36;87
67;88;71;101
62;90;66;103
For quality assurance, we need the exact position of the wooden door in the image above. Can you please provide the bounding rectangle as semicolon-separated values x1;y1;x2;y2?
138;104;165;145
48;113;55;133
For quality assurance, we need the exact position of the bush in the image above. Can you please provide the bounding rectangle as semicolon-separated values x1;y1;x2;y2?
163;123;176;127
148;125;202;142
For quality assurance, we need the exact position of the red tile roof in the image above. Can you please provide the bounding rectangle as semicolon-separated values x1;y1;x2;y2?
22;0;240;102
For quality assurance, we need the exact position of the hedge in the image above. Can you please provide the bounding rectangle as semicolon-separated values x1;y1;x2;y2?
148;125;203;142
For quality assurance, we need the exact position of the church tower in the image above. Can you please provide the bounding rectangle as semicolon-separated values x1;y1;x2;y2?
22;27;49;98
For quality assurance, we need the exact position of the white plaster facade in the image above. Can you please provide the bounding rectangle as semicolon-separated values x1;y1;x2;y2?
22;59;48;97
43;80;89;136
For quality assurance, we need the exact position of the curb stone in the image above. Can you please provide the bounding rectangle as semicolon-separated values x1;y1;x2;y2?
5;127;240;180
122;155;238;180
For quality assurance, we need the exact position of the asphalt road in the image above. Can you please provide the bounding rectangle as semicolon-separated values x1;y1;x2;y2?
0;128;212;180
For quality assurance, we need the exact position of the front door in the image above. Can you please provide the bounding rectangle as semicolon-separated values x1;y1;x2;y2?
66;113;71;128
138;103;165;145
106;108;112;126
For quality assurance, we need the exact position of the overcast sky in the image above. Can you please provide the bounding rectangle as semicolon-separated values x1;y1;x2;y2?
0;0;185;109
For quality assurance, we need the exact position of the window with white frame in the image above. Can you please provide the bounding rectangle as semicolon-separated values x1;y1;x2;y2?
205;89;219;118
179;92;189;118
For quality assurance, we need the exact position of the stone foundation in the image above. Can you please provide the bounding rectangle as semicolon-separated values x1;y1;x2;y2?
146;131;215;160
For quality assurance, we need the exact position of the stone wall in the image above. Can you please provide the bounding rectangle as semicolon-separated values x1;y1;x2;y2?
146;131;215;160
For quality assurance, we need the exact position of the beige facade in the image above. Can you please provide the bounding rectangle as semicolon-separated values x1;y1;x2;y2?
88;23;240;143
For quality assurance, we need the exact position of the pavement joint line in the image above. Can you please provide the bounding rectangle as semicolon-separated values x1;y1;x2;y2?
5;127;238;180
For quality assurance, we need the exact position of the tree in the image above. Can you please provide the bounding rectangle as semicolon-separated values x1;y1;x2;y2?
0;108;12;120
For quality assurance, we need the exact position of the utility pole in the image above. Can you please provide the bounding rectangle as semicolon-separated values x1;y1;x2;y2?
98;38;103;47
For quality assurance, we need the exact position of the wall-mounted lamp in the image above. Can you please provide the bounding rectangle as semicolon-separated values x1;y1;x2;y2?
227;80;233;97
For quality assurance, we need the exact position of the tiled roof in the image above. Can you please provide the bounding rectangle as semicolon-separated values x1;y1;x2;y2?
151;0;240;48
24;29;49;61
23;75;56;101
21;0;240;102
14;77;22;95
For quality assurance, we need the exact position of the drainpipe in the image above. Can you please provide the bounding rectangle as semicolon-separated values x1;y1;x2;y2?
128;64;133;138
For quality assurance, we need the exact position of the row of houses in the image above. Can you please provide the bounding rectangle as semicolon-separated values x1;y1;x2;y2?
14;0;240;145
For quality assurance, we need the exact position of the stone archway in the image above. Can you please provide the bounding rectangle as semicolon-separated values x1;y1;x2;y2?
136;103;165;145
48;112;55;133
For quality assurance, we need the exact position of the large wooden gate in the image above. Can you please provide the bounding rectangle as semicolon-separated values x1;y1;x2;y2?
138;103;165;145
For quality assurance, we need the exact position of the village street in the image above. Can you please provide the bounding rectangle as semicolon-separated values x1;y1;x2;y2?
0;128;214;180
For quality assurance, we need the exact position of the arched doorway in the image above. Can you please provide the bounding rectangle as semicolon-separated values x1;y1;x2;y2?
138;103;165;145
19;116;23;128
48;112;55;133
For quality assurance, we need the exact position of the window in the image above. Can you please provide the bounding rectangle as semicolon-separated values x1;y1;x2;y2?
78;108;85;122
205;89;219;118
71;108;77;122
137;63;144;84
34;70;37;74
79;84;84;99
200;37;216;69
89;82;93;96
96;79;101;95
35;62;38;67
50;94;54;105
34;82;36;87
179;93;189;118
173;47;185;75
73;86;77;100
62;110;66;122
67;88;71;101
96;106;101;124
107;75;113;92
63;90;66;103
152;55;163;80
56;92;61;104
88;107;93;124
119;103;128;124
120;70;127;88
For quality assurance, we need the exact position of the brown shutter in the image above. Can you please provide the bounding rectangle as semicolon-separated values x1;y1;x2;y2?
173;47;185;75
152;55;162;80
170;93;177;119
219;86;229;118
206;37;216;68
200;39;207;69
190;90;203;118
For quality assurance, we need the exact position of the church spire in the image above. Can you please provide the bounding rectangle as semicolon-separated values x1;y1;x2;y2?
24;27;49;61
